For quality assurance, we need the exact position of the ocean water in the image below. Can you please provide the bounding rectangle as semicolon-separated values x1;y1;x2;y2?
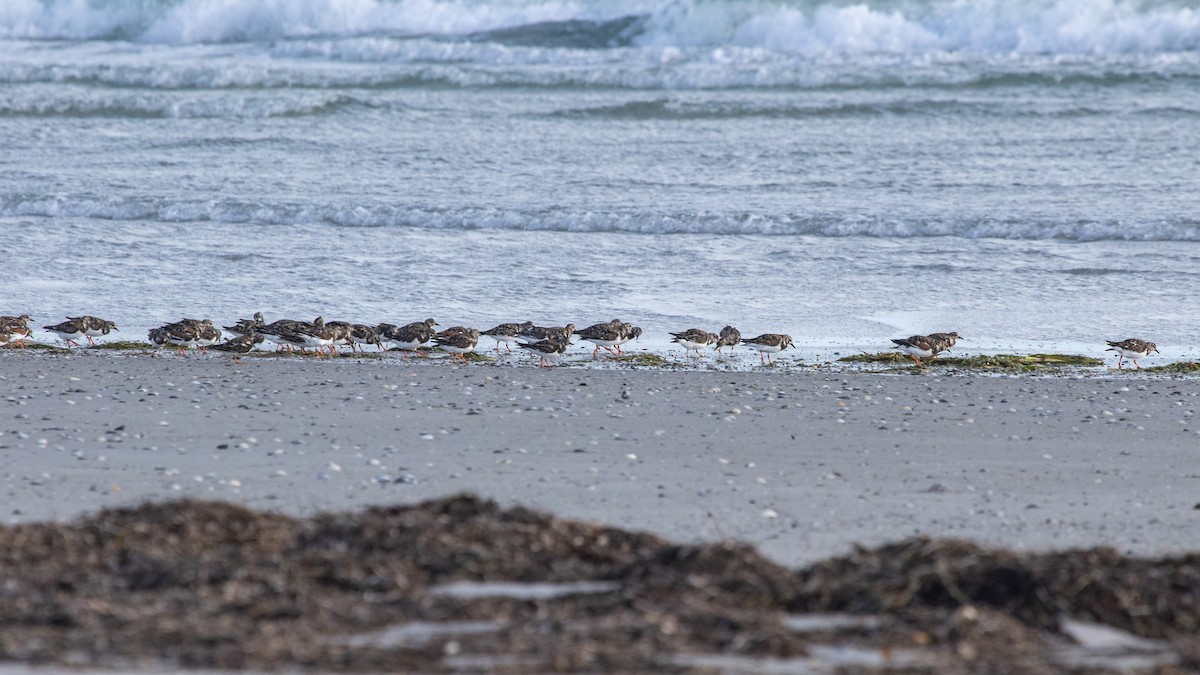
2;0;1199;362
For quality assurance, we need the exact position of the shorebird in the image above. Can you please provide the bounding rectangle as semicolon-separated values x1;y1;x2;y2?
741;333;794;365
0;316;32;348
43;318;91;347
519;337;569;367
347;323;384;352
437;325;473;339
210;333;265;364
574;320;624;359
323;321;358;353
670;328;718;358
148;321;200;355
223;311;265;338
193;320;223;352
435;327;480;364
1106;338;1158;370
0;326;31;348
259;316;322;351
482;321;533;353
378;319;438;358
614;324;642;354
890;334;944;367
276;318;339;355
67;315;119;345
518;323;575;344
0;314;31;329
927;331;963;353
714;325;741;355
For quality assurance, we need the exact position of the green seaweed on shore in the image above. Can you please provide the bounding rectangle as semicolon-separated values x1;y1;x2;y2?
923;354;1103;370
838;352;910;363
1143;361;1200;373
840;352;1103;370
936;353;1104;368
89;340;156;351
610;353;670;367
2;342;69;352
460;351;496;363
243;349;327;358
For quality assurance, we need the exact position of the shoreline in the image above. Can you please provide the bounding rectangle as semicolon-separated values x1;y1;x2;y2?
2;353;1196;567
2;340;1197;376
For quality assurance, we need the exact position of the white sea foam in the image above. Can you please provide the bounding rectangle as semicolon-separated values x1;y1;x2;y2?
2;0;1198;56
3;196;1198;242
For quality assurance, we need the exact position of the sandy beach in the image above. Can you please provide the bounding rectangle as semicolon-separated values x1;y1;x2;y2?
2;350;1196;566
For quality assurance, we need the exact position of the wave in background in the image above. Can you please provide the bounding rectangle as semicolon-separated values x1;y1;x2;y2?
4;195;1198;241
3;0;1200;55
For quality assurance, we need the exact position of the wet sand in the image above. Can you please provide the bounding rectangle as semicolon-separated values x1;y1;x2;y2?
2;351;1196;566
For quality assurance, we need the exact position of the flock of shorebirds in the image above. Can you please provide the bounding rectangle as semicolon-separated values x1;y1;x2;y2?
0;313;1163;370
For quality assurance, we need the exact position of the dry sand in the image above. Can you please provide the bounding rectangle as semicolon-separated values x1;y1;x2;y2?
2;350;1197;566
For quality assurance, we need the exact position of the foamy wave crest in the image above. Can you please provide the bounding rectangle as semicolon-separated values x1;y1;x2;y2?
5;195;1200;242
2;0;1198;55
0;91;364;118
0;0;633;43
637;0;1200;55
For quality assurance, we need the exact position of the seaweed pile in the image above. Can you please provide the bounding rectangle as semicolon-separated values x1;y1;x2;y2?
0;495;1196;673
839;352;1106;371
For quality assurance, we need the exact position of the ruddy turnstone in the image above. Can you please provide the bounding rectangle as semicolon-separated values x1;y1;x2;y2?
323;321;357;352
348;323;383;352
378;318;438;357
519;337;569;368
927;331;962;353
437;325;473;339
518;323;575;344
223;311;265;338
1106;338;1159;370
0;315;32;348
0;314;31;329
435;327;480;364
0;325;31;348
741;333;794;364
193;320;223;351
259;316;322;349
574;320;623;359
613;324;642;354
890;334;944;367
277;318;340;355
670;328;719;357
210;333;265;364
43;318;91;347
68;315;119;345
714;325;741;355
482;321;534;353
148;321;199;354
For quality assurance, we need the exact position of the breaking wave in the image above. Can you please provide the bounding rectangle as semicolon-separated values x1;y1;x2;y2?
2;0;1199;56
3;195;1198;242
